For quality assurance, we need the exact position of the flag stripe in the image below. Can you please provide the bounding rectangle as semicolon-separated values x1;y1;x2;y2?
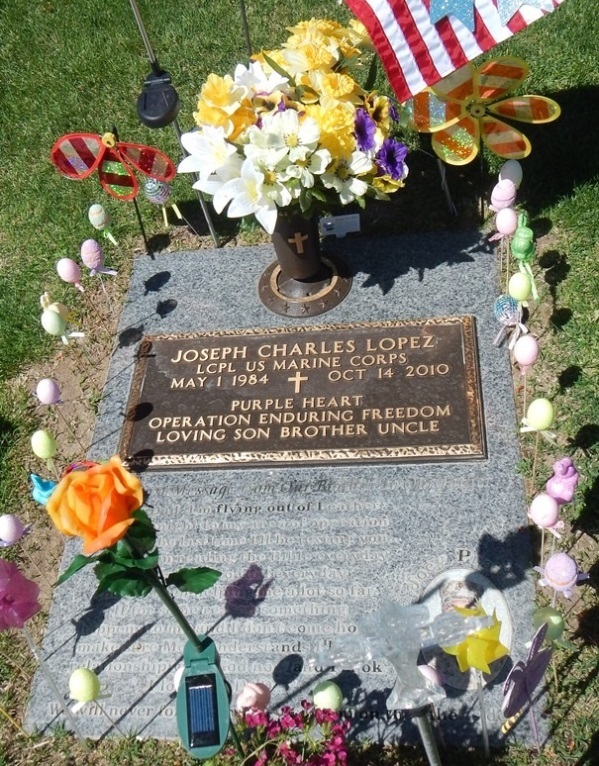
344;0;565;103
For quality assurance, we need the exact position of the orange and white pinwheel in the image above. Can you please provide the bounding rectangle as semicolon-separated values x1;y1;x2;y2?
406;57;560;165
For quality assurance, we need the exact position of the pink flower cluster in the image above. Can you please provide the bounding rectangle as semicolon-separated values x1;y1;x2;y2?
235;700;349;766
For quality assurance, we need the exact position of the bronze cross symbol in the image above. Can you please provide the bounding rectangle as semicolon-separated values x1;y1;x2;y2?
288;371;308;394
288;231;309;254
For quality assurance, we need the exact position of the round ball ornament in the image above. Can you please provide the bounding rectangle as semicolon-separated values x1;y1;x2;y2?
69;668;101;703
526;398;554;431
312;680;343;711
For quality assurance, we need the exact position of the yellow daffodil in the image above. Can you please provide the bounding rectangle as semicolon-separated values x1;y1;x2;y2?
443;606;509;674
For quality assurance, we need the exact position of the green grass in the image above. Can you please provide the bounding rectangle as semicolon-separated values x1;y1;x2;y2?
1;0;598;763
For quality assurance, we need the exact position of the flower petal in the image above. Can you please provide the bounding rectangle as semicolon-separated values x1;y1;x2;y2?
406;90;464;133
431;63;475;105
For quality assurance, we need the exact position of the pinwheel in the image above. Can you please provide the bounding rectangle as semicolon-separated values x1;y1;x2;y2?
502;623;552;749
51;131;176;201
406;57;560;165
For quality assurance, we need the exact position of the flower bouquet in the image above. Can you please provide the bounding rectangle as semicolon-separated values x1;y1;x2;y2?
178;18;409;234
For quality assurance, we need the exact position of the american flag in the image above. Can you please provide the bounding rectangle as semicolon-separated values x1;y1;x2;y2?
344;0;566;103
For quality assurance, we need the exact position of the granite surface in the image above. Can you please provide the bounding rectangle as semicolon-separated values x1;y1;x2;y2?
25;230;542;749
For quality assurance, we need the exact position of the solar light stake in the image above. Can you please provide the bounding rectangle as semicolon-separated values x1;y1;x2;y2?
129;0;221;247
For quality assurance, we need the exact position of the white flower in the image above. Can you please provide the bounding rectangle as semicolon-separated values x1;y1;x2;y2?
321;151;374;205
233;61;288;95
213;158;278;233
178;127;237;180
191;154;243;197
283;148;332;189
261;110;320;162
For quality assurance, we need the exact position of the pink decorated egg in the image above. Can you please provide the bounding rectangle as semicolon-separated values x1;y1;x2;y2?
490;179;517;211
56;258;82;285
495;208;518;236
528;493;560;528
513;335;539;370
36;378;61;405
80;239;104;270
0;514;26;545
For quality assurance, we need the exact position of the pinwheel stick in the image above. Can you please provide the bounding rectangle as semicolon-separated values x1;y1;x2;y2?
477;671;491;758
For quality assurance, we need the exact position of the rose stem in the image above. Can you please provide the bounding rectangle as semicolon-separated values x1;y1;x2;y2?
22;625;90;751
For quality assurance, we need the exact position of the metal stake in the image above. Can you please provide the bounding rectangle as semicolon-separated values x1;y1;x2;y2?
128;0;220;247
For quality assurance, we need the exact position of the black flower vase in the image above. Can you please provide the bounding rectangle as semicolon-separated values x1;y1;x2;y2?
258;210;352;317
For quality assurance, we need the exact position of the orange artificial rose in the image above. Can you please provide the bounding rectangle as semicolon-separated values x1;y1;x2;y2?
46;456;144;556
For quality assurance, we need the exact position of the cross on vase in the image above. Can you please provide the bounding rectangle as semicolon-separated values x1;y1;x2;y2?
288;231;309;254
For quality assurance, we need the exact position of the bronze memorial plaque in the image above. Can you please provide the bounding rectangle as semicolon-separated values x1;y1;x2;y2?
120;317;486;470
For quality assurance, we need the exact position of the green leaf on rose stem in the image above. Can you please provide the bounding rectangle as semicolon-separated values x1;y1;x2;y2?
56;553;99;586
112;546;160;570
95;568;153;598
166;567;221;594
124;508;157;554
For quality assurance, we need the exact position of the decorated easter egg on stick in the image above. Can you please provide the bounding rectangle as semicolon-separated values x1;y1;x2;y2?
41;309;67;338
31;429;57;459
80;239;117;276
69;668;101;703
495;208;518;237
312;680;343;711
509;272;531;302
88;203;118;245
0;514;29;546
526;398;554;432
534;552;589;601
35;378;62;405
499;160;523;189
490;179;517;212
144;178;183;227
56;258;84;292
533;607;565;643
513;335;539;374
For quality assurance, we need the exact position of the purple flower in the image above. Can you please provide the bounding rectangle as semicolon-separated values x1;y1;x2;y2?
375;138;408;180
245;709;268;728
0;560;41;630
354;108;377;153
315;708;339;724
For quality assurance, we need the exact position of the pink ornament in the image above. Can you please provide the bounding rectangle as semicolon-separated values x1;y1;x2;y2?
496;208;518;236
513;335;539;375
80;239;117;276
0;514;29;546
546;457;579;505
56;258;84;292
490;179;517;212
534;552;589;599
528;493;563;538
235;682;271;712
35;378;62;405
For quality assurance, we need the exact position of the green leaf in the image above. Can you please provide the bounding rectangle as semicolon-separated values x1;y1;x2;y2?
310;188;328;203
56;553;98;586
299;189;313;213
124;508;157;555
166;567;221;594
364;55;379;91
95;568;153;598
354;195;366;209
262;53;294;86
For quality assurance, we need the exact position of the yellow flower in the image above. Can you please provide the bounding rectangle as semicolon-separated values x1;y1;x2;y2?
228;104;258;141
319;72;363;108
304;104;356;159
199;73;247;115
282;42;337;74
363;93;392;133
193;102;232;134
372;175;404;193
443;606;509;675
286;18;343;38
344;19;374;51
